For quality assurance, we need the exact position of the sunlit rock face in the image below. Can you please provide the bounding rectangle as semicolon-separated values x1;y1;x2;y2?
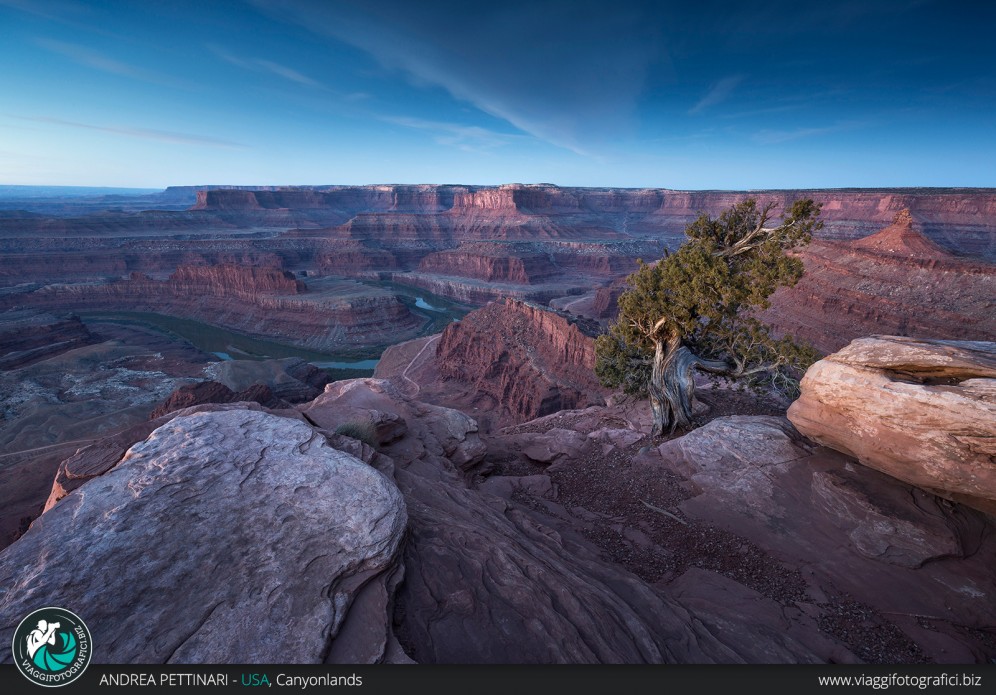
788;336;996;515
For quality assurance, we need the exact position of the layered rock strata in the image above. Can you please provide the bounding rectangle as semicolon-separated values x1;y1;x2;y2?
763;211;996;352
787;336;996;514
433;299;607;425
1;266;423;352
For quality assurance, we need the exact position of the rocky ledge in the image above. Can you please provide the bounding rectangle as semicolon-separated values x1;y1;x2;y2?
0;409;408;663
788;336;996;514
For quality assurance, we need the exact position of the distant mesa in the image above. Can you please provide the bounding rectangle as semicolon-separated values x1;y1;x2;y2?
762;210;996;354
167;264;308;295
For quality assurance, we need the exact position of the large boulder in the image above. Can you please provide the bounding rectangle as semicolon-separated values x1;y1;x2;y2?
787;336;996;515
0;409;407;664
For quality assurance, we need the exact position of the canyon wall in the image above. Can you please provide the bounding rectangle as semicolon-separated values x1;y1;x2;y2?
763;211;996;353
0;265;423;352
435;299;607;424
190;184;996;257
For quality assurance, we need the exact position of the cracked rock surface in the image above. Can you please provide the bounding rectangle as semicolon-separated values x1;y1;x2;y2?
0;409;407;664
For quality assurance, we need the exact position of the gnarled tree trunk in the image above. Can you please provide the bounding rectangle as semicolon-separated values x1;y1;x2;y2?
648;334;731;437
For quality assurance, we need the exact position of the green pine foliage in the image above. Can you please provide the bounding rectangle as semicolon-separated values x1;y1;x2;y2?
596;198;822;399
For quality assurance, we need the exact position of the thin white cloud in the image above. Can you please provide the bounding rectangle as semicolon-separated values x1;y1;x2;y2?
381;115;526;152
752;120;866;144
35;37;150;78
689;76;744;115
0;0;84;20
207;44;321;88
33;38;192;88
16;115;247;149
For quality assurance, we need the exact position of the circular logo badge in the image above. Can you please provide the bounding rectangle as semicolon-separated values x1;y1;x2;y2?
12;607;92;687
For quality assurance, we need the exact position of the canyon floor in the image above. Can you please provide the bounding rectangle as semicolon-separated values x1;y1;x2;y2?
0;184;993;664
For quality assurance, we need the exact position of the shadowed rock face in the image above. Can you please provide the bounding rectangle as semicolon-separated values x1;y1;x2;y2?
0;310;96;370
299;379;772;664
0;409;407;664
788;336;996;514
148;380;286;419
434;299;607;425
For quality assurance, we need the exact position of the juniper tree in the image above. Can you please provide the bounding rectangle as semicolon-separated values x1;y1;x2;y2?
595;198;822;437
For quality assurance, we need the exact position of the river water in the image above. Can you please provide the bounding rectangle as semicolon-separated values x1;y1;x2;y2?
78;293;462;371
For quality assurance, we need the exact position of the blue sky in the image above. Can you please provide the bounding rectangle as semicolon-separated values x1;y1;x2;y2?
1;0;993;189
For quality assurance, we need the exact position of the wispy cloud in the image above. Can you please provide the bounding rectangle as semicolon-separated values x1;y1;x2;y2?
15;115;247;149
0;0;84;21
752;120;866;144
721;88;851;120
207;44;321;88
36;38;146;78
249;1;664;157
381;115;525;152
34;37;185;87
689;76;744;115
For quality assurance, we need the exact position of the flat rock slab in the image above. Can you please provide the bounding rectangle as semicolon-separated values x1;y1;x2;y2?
0;409;406;664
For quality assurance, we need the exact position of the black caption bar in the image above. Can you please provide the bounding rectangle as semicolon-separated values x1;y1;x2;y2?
0;663;992;695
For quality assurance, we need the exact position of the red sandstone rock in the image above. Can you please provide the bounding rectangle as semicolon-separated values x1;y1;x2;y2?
787;336;996;515
418;243;559;284
763;211;996;353
168;264;306;295
434;299;607;425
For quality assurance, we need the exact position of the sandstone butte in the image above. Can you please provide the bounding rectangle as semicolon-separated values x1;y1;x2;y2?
374;298;608;428
763;209;996;353
788;336;996;515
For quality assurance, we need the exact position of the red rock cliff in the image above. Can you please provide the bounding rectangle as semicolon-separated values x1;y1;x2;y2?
417;243;559;284
168;264;307;296
435;299;606;423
